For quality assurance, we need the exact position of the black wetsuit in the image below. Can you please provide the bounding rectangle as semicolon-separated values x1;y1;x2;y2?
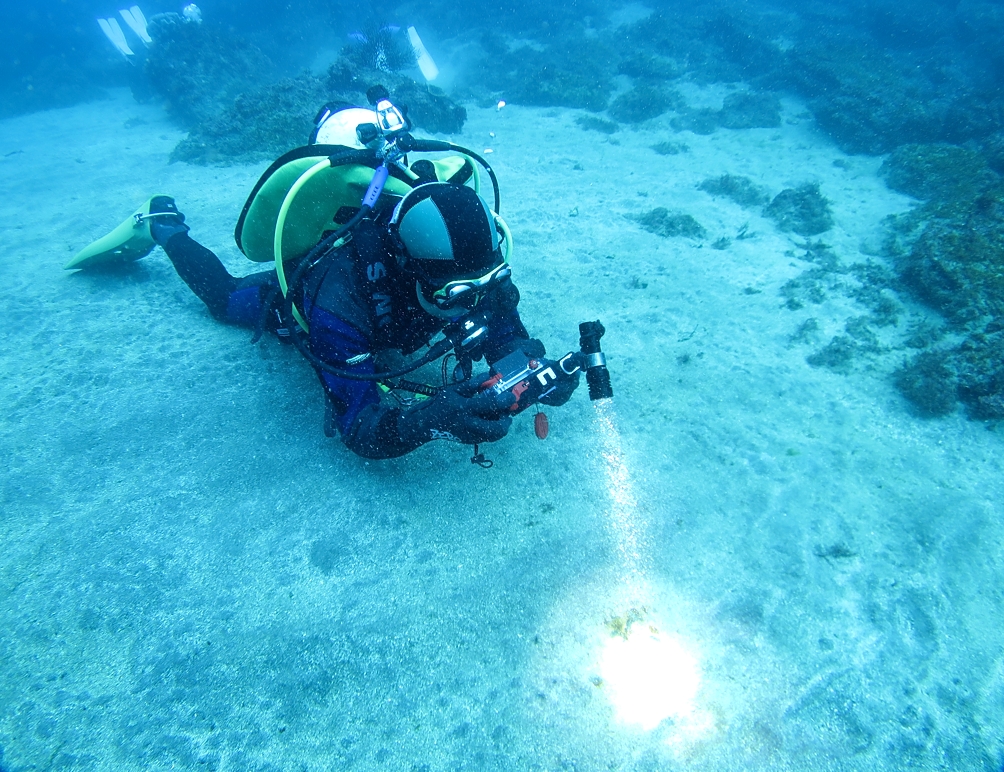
161;220;530;459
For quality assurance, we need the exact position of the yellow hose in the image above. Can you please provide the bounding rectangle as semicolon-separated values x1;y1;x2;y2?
274;159;330;332
494;211;513;262
464;155;482;196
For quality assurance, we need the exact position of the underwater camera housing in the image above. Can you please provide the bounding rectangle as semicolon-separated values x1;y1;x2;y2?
480;320;613;414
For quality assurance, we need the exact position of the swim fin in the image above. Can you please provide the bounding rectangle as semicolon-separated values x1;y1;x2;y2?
98;17;135;57
65;195;171;270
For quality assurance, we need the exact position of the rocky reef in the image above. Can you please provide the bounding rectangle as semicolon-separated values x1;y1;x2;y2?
883;142;1004;418
171;68;468;164
144;14;276;129
461;32;616;112
673;91;782;134
148;17;466;164
170;74;329;164
7;0;1004;174
446;1;1003;158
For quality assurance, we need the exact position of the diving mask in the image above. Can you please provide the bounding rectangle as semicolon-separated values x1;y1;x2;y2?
431;262;511;311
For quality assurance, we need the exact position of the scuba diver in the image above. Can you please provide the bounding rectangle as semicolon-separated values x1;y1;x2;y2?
67;88;609;462
143;182;572;460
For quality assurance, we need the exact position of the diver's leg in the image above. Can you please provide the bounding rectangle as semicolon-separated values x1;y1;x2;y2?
149;197;279;328
144;195;271;325
161;231;238;321
226;271;281;329
147;196;235;320
162;233;281;329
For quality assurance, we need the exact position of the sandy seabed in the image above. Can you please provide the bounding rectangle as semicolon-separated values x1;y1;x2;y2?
1;86;1003;771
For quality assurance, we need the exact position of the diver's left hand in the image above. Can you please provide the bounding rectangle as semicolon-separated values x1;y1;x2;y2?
538;362;580;407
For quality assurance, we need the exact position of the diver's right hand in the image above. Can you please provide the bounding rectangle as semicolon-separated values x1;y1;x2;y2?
397;378;515;446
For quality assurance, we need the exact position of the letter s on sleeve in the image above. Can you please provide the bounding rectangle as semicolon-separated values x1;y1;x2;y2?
367;262;387;282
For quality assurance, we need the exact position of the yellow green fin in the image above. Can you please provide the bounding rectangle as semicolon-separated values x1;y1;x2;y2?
65;195;170;270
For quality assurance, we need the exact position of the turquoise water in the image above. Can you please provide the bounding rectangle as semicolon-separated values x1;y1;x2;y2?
3;2;1004;770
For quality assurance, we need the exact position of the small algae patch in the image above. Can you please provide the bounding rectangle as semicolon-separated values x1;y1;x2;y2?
606;607;648;640
609;84;682;123
699;174;770;208
764;183;834;236
651;140;689;155
635;208;707;239
718;91;782;129
576;114;620;134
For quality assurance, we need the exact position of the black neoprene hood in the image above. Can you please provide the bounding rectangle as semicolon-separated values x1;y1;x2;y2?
392;183;502;281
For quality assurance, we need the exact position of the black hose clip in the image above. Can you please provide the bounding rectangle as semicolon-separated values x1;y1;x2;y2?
470;443;494;468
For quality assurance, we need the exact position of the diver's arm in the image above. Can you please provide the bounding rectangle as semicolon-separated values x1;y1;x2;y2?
322;368;428;459
481;280;532;365
342;404;421;459
344;383;513;459
316;307;513;458
313;283;527;458
308;305;425;459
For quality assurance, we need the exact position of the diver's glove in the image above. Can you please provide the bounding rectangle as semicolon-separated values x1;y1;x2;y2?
539;362;580;407
148;195;190;246
397;378;515;446
504;337;546;360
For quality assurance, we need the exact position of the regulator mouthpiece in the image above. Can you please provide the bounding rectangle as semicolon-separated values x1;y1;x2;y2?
579;320;613;401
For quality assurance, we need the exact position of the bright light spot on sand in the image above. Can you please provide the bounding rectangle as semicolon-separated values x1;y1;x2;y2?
600;626;701;731
588;400;707;737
